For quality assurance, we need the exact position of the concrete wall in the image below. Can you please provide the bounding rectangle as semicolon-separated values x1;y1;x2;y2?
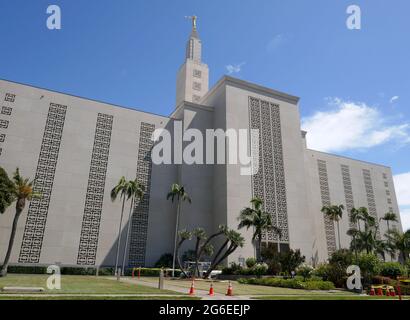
304;147;402;263
0;80;176;267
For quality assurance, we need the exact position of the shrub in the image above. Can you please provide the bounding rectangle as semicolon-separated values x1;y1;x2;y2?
246;257;257;268
60;267;96;275
154;253;173;268
353;253;381;285
312;263;346;288
312;263;330;281
297;264;313;281
371;275;393;285
379;262;406;278
7;265;48;274
252;263;269;277
221;262;243;275
238;277;334;290
329;249;354;269
279;249;305;275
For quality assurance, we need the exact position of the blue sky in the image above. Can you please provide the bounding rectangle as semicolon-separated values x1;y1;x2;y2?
0;0;409;228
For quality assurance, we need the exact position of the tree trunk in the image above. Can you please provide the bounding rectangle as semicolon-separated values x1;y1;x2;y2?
194;237;201;277
121;196;134;275
1;201;24;277
114;195;126;275
257;235;262;262
175;238;189;278
337;221;341;250
172;201;180;278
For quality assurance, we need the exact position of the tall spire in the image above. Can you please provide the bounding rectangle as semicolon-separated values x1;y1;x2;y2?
185;15;201;62
176;16;209;106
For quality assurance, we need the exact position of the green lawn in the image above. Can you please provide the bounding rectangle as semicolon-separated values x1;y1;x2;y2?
0;275;176;295
254;295;408;300
0;295;199;300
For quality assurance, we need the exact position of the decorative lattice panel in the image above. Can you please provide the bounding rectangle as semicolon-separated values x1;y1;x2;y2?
248;96;289;243
19;103;67;263
341;165;355;228
362;169;380;238
77;113;113;265
0;94;14;157
4;93;15;102
317;160;336;256
0;119;9;129
127;122;155;267
1;106;12;116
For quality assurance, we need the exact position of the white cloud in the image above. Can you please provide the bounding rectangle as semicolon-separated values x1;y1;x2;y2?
267;34;285;52
390;96;399;103
399;208;410;232
302;98;410;152
394;172;410;206
225;62;245;74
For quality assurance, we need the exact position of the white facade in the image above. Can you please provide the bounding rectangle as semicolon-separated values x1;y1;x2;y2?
0;23;403;268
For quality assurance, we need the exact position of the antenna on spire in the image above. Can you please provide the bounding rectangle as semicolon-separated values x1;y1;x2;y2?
185;15;198;31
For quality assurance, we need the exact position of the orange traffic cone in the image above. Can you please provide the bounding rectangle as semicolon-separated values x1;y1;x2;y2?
390;288;396;297
189;279;195;295
369;287;375;296
376;287;383;296
226;281;233;296
208;283;214;296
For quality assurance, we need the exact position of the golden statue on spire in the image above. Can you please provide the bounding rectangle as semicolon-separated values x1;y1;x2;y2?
185;15;198;30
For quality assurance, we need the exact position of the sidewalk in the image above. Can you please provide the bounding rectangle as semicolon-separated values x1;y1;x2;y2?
117;277;252;300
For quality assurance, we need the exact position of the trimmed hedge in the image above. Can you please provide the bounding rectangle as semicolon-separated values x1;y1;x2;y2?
238;277;335;290
5;265;179;277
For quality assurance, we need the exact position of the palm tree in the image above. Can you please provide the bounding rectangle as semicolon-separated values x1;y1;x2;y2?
238;198;281;261
359;207;376;231
355;229;377;254
347;227;359;259
111;176;130;275
203;228;245;279
349;208;362;232
321;204;344;250
1;169;39;277
386;229;410;263
167;183;191;277
380;212;398;233
121;178;145;275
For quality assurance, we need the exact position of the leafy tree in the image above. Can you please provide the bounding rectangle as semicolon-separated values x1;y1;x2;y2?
167;183;191;277
279;249;305;275
1;169;39;277
121;178;145;272
238;197;281;260
111;176;131;274
0;167;15;214
329;249;354;268
353;253;381;285
321;204;344;250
